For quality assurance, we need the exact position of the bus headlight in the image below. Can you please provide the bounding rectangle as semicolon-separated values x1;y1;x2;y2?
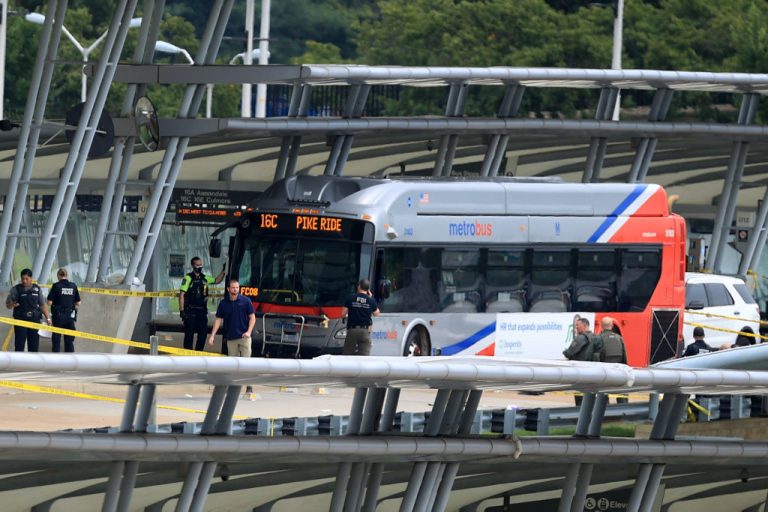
334;328;347;340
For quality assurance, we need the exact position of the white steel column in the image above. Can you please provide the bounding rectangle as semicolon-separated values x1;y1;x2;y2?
0;0;67;285
88;0;164;283
125;0;235;284
33;0;139;283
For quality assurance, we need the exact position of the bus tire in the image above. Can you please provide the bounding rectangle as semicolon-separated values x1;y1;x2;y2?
405;327;430;357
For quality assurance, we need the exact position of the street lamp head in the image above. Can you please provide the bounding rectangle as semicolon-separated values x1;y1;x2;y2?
154;40;194;64
229;48;270;64
24;12;46;25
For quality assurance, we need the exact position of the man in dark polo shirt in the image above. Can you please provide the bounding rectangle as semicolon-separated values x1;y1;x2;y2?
341;279;380;356
207;279;255;357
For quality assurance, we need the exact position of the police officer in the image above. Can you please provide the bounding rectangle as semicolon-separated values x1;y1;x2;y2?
563;318;596;361
5;268;50;352
341;279;380;356
47;267;81;353
598;317;627;364
179;257;225;351
598;317;629;403
683;326;718;357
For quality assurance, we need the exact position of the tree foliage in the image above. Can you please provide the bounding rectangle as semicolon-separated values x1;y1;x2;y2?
5;0;768;121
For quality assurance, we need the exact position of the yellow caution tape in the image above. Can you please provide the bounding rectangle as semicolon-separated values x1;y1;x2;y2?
687;398;710;416
0;380;249;419
684;309;767;326
77;287;178;298
0;317;221;357
683;320;768;341
1;328;11;352
33;284;224;299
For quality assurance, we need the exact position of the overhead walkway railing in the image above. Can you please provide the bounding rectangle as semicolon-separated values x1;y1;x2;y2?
110;116;768;140
2;353;768;512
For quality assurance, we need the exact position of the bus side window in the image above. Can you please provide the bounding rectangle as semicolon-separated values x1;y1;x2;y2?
379;248;439;313
617;249;662;312
439;250;482;313
529;250;572;313
486;249;526;313
575;249;617;312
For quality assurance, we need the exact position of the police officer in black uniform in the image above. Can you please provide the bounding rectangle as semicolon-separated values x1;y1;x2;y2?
179;257;225;351
341;279;381;356
47;267;81;353
683;326;718;357
5;268;50;352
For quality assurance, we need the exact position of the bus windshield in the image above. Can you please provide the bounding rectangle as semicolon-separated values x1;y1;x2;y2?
238;235;361;306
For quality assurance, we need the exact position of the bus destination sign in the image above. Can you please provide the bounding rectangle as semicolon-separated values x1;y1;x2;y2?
253;212;369;240
260;213;343;233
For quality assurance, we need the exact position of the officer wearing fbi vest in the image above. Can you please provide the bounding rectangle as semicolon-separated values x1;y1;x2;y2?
5;268;51;352
341;279;381;356
179;256;225;352
47;267;81;352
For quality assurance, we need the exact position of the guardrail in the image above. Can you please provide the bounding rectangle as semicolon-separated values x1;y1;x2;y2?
67;401;654;436
68;396;767;436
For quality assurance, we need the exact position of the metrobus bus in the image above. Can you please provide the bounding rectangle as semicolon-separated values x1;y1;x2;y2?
213;175;686;367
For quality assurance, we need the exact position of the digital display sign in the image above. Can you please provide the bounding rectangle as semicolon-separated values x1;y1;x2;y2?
260;213;343;233
172;188;255;224
249;212;370;241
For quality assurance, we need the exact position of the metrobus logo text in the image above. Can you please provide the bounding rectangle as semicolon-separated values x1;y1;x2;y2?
448;220;493;237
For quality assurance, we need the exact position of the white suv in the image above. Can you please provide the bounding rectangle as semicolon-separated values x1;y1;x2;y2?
684;272;761;349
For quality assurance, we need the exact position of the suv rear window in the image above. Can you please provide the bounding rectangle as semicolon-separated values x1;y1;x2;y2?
705;283;734;307
685;283;707;308
734;283;757;304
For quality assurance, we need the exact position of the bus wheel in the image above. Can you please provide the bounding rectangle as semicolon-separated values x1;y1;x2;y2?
405;328;430;357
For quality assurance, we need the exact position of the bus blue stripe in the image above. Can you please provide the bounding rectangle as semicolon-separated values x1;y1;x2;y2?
440;322;497;356
587;184;647;243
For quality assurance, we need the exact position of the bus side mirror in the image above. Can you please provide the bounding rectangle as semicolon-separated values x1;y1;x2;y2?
379;279;392;299
209;239;222;258
687;301;704;310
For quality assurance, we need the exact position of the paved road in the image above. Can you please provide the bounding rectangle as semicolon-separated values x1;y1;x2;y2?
0;383;579;431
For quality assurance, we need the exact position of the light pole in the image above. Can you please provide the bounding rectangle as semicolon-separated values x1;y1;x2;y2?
25;13;142;103
230;48;270;118
256;0;271;119
611;0;624;121
242;0;271;118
